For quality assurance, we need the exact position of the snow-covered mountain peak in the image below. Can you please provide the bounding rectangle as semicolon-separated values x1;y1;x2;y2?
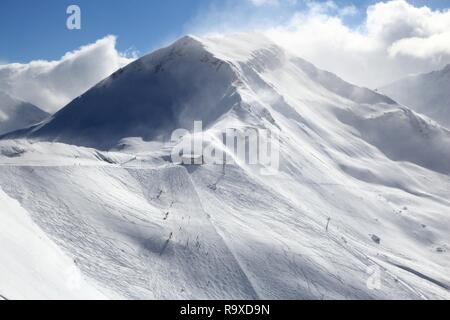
0;33;290;148
0;32;442;161
0;91;49;135
4;35;247;149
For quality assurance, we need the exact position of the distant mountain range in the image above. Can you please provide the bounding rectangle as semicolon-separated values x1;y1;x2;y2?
380;64;450;129
0;91;49;135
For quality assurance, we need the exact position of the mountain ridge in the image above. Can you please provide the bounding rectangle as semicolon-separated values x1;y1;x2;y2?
2;33;400;149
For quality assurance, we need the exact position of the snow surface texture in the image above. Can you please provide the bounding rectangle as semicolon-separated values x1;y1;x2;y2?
380;65;450;129
0;187;107;299
1;33;449;300
0;91;49;135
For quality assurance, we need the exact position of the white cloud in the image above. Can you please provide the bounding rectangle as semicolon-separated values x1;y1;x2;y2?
248;0;280;6
389;32;450;58
248;0;300;6
266;0;450;87
0;36;135;113
366;0;450;43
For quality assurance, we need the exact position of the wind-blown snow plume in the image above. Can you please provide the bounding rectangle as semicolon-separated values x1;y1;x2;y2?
187;0;450;88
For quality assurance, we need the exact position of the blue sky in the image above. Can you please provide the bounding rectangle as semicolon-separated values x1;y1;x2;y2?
0;0;449;63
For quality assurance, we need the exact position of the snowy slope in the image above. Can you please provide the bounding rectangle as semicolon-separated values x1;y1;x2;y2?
380;65;450;129
0;91;49;135
1;33;449;299
0;187;108;299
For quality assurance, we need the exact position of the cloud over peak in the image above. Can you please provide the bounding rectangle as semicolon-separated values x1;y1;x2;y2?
267;0;450;87
190;0;450;88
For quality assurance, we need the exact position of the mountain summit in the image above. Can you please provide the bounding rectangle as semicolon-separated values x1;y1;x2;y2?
6;33;449;173
7;35;240;149
7;33;394;149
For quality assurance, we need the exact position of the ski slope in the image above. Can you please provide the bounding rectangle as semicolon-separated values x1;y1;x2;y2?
0;33;449;299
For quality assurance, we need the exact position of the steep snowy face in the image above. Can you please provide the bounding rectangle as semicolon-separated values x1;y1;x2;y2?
5;33;450;175
0;91;49;135
196;33;450;175
8;33;397;150
11;36;241;149
380;64;450;129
